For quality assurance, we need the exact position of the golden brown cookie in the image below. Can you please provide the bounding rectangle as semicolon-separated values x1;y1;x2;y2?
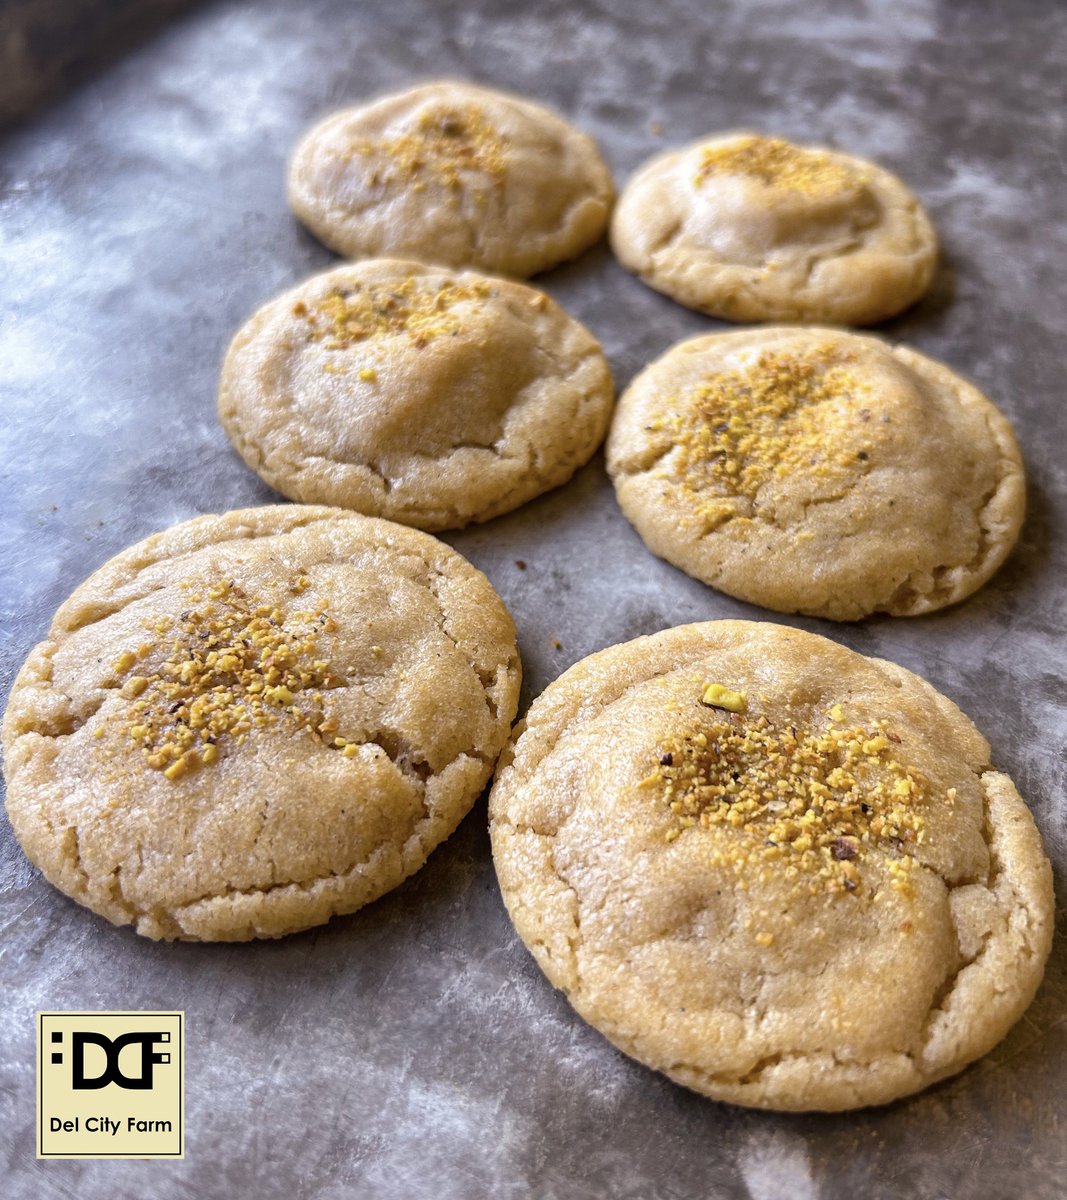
606;327;1025;620
611;132;937;324
2;505;521;941
489;620;1053;1112
218;260;614;530
288;82;614;276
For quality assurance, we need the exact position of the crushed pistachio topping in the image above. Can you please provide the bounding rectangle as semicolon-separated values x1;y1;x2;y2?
695;136;858;195
295;277;492;351
350;104;506;190
652;344;878;530
648;693;944;898
111;579;347;782
702;683;747;713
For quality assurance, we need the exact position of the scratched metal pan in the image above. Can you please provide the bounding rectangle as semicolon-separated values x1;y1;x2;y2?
1;1;1064;1196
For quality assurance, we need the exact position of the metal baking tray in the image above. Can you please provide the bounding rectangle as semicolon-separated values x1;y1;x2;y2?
2;1;1064;1196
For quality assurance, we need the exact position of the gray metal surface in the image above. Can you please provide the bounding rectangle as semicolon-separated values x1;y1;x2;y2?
2;1;1065;1196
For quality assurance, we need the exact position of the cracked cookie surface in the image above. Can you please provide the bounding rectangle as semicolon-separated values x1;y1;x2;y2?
489;621;1052;1111
2;505;521;941
287;81;614;277
219;259;614;531
606;327;1025;620
610;132;937;324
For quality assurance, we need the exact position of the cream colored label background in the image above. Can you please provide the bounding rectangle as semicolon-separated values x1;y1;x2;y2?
37;1011;184;1158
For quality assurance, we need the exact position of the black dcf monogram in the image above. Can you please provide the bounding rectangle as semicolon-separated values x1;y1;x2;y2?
51;1031;171;1090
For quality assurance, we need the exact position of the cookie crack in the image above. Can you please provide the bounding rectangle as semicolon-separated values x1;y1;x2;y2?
65;825;89;893
793;214;881;286
912;772;1025;1059
62;580;176;637
884;469;1010;613
57;511;354;638
27;523;488;699
424;564;500;699
659;1044;920;1092
8;655;147;748
364;729;436;786
644;214;685;262
675;477;865;541
166;838;407;917
57;736;491;932
106;861;137;922
366;460;393;493
497;664;683;798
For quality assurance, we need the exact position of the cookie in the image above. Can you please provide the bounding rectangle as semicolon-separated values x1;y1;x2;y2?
606;327;1025;620
287;81;614;277
2;505;521;941
489;620;1053;1112
219;259;614;530
611;132;937;324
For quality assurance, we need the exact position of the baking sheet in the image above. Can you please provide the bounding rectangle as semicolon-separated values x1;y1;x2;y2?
2;0;1065;1196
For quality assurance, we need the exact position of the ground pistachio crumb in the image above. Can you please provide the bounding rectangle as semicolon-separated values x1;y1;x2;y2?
649;688;942;899
110;579;351;781
349;103;506;190
298;276;492;351
702;683;747;713
652;343;878;530
695;135;860;195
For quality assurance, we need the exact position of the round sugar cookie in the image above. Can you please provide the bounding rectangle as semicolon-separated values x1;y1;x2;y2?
219;259;614;531
606;327;1025;620
2;505;521;941
489;620;1053;1112
611;132;937;324
288;81;614;277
